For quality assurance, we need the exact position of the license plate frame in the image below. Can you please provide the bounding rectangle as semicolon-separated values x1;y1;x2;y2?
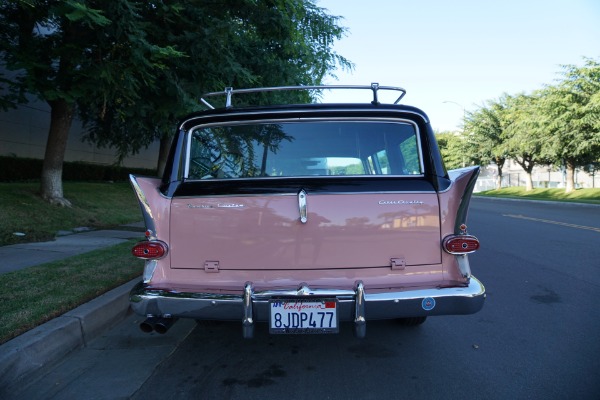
269;299;339;334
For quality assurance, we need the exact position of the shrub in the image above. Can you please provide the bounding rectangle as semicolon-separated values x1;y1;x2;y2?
0;156;157;182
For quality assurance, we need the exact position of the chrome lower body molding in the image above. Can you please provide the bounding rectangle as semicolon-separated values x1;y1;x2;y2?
130;277;486;338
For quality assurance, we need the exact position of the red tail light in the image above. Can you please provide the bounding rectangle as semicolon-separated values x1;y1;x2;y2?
132;241;168;259
443;235;480;254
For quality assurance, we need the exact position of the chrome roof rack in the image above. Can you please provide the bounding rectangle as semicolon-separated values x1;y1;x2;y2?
200;83;407;109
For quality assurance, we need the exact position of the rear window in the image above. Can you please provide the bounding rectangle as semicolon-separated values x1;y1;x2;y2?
186;121;422;180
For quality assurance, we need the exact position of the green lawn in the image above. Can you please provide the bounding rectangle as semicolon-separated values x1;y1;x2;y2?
475;187;600;204
0;181;141;245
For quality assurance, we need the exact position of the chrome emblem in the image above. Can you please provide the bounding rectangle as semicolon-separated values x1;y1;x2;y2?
188;204;212;209
217;203;244;208
378;200;424;205
187;203;244;209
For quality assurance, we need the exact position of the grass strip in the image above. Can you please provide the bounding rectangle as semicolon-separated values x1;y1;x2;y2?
475;187;600;204
0;240;143;345
0;182;141;246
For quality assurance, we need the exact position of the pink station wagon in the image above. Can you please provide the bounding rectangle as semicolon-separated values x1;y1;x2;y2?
129;84;485;338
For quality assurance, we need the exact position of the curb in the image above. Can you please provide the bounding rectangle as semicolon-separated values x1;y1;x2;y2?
0;278;139;391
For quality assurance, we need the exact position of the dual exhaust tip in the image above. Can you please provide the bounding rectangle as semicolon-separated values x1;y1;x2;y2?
139;316;178;334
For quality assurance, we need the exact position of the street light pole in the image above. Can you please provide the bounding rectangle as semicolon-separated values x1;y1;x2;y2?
442;100;465;130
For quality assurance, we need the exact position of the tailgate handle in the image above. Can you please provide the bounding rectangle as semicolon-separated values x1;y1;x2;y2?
298;189;308;224
391;258;406;270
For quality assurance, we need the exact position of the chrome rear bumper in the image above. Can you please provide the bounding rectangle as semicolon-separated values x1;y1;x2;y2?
130;277;485;338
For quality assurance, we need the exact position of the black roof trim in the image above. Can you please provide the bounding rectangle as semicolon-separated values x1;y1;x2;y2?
172;176;437;197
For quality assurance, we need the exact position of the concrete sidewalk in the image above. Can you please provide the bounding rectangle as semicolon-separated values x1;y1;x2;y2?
0;223;145;275
0;223;146;391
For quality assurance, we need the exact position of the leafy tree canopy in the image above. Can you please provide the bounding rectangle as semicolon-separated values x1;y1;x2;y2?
0;0;351;203
464;98;507;168
79;0;353;164
435;131;465;170
539;58;600;166
461;58;599;192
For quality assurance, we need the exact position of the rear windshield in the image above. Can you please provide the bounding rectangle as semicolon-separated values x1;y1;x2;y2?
186;121;422;180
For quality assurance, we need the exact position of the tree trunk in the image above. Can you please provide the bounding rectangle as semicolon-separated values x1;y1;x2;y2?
514;156;535;191
495;168;503;190
40;99;74;207
565;159;576;193
524;172;534;191
156;135;173;178
495;157;505;190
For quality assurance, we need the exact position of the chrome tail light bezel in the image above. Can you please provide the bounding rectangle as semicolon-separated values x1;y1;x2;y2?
442;235;480;255
132;240;169;260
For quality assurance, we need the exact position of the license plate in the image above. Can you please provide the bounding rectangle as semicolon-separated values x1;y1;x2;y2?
269;299;338;334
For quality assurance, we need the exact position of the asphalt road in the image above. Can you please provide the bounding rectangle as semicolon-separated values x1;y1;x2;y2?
9;197;600;400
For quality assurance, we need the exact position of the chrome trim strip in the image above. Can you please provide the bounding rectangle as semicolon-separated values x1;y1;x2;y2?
364;279;483;301
179;111;430;138
171;190;435;200
184;130;191;179
183;117;425;180
188;117;424;129
143;260;158;283
456;255;472;279
254;287;356;299
183;174;427;184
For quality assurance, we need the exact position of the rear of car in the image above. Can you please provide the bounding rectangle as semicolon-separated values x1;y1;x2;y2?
129;85;484;338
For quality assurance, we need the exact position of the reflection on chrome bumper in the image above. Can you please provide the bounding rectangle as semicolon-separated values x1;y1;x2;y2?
130;277;485;338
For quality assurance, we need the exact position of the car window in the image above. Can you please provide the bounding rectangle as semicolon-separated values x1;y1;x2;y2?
187;121;422;179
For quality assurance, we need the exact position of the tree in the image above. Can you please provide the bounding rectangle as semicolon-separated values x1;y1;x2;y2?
502;93;549;191
0;0;182;205
464;99;507;189
539;58;600;193
79;0;352;177
436;130;466;170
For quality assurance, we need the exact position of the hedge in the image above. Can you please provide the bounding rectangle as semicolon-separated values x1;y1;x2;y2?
0;156;157;182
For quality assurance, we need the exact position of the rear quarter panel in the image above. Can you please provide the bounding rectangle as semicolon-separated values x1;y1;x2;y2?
437;166;480;283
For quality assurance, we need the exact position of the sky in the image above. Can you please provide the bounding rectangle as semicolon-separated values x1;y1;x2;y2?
316;0;600;132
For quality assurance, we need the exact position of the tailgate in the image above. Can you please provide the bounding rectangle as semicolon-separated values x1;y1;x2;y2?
169;192;441;270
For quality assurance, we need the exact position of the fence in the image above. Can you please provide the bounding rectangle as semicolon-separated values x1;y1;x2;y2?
474;170;599;192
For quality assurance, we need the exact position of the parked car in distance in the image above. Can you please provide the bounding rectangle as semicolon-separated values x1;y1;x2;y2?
129;84;485;338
